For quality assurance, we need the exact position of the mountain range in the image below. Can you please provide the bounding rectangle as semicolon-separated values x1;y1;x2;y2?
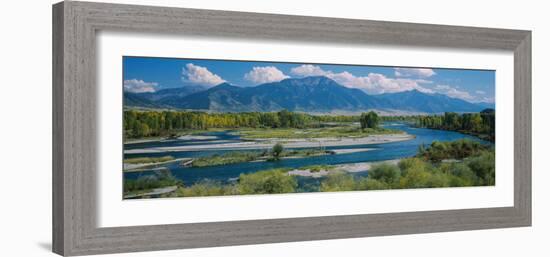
123;76;493;114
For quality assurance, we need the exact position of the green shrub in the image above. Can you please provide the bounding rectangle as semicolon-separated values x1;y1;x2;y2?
320;172;356;192
398;158;430;177
417;139;487;162
361;178;389;190
425;172;451;188
449;163;478;186
238;169;297;194
302;164;332;173
123;172;181;193
368;163;401;185
176;180;238;197
193;151;262;167
398;168;432;188
466;151;495;185
272;143;284;159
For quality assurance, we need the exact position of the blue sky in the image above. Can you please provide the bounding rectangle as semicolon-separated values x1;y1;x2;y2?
123;56;495;103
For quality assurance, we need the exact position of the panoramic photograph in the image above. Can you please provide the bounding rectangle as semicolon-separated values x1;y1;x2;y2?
122;57;496;199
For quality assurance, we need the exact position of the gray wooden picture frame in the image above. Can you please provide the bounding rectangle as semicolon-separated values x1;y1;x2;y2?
52;1;531;256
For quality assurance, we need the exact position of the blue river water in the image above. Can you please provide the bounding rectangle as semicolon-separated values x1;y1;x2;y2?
123;123;487;187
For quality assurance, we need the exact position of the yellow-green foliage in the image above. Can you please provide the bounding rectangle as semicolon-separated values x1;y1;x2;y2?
239;126;399;140
417;139;487;162
362;179;390;190
192;148;328;167
415;111;495;141
124;109;360;138
320;172;359;192
303;164;333;173
123;172;180;194
368;163;401;185
372;152;494;190
192;151;262;167
175;180;239;197
173;169;298;197
123;156;175;164
238;169;297;194
280;149;327;157
317;141;495;193
467;151;495;185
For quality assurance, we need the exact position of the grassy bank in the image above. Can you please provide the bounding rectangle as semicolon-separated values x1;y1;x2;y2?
192;151;262;167
300;164;333;173
123;171;181;196
123;156;175;164
191;148;329;167
124;125;402;142
239;126;401;140
124;128;229;143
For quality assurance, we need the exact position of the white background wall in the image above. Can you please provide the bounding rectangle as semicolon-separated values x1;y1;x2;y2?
0;0;547;256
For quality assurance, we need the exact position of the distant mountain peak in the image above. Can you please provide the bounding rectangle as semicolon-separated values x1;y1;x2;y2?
212;82;233;87
124;76;491;114
403;89;429;95
277;76;337;86
209;82;240;90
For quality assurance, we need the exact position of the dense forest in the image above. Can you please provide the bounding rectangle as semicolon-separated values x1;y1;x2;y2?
124;110;358;138
124;109;495;140
382;109;495;141
415;109;495;141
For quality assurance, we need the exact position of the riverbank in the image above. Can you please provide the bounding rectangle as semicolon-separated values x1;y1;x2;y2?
124;128;232;145
124;133;414;154
288;159;400;177
190;148;375;168
124;157;192;171
124;186;178;199
238;126;401;139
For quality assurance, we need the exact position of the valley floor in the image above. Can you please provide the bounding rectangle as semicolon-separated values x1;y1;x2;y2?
124;133;414;154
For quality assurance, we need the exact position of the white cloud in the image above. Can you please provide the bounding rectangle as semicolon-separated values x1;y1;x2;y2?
244;66;289;84
415;79;434;84
290;64;328;77
435;84;452;91
290;64;433;94
123;79;158;93
445;88;475;101
182;63;225;86
432;84;495;103
291;64;494;103
434;84;476;101
479;97;495;103
394;68;436;78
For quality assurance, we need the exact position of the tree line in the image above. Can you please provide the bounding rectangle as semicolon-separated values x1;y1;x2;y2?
415;109;495;141
124;110;359;138
382;109;495;141
125;109;495;140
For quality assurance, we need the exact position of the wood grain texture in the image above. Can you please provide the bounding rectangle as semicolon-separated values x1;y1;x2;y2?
52;1;532;256
52;2;65;255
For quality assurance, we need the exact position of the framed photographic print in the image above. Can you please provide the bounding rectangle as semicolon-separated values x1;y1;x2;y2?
53;1;531;256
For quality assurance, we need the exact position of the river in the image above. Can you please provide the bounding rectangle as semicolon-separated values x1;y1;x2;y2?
123;123;487;188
